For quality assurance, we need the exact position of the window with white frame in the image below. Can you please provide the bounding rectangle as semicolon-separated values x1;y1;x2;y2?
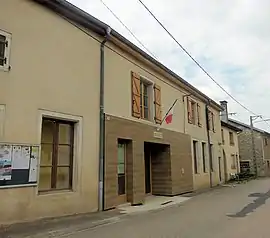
0;29;11;70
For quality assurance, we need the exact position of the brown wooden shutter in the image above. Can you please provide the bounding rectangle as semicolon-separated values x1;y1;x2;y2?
154;84;162;124
131;72;141;118
212;112;215;132
208;111;212;131
187;98;192;123
197;103;201;127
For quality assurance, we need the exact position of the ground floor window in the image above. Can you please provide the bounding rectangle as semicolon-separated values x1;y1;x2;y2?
117;139;126;195
39;118;74;192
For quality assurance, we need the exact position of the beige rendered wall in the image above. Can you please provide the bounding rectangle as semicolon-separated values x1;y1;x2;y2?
104;43;222;190
222;126;240;177
0;0;101;224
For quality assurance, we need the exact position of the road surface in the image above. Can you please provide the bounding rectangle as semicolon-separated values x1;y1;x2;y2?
11;178;270;238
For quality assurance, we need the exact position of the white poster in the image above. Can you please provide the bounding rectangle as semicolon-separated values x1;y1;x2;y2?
29;146;39;182
0;145;12;180
11;146;31;169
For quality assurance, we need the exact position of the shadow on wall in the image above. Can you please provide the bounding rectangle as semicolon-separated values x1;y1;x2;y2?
227;190;270;218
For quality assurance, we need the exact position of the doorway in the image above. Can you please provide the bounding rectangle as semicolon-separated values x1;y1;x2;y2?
144;142;170;195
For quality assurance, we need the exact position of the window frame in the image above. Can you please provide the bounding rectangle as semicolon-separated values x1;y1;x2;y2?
139;76;153;121
188;99;197;125
0;29;11;71
39;118;75;192
229;131;234;146
192;140;199;174
202;142;207;173
221;129;225;144
117;139;127;195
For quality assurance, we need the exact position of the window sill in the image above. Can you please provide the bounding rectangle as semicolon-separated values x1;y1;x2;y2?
0;65;10;72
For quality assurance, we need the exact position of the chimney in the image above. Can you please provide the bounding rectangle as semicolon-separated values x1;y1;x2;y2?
220;100;228;122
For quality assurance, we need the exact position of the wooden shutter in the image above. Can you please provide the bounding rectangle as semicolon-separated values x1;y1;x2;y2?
197;103;201;127
212;112;215;132
131;72;141;118
187;98;192;123
154;84;162;124
208;111;212;131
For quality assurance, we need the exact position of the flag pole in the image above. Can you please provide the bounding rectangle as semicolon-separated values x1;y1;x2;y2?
159;98;178;126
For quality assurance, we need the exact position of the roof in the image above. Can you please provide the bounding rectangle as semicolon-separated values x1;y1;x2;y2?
33;0;222;111
221;120;242;132
228;118;270;136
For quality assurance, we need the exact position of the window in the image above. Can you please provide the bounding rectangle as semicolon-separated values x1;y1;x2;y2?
229;132;234;145
0;30;11;70
231;154;236;169
140;80;150;120
202;142;207;173
207;111;215;132
210;144;214;172
118;140;126;195
193;141;198;174
188;99;196;125
267;160;270;168
131;72;162;123
221;129;225;144
39;118;74;192
264;138;268;146
197;103;202;127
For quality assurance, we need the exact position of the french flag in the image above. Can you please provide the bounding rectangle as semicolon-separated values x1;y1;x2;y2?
165;107;174;124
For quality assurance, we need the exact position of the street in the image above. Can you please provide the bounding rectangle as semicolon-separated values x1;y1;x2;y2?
17;178;270;238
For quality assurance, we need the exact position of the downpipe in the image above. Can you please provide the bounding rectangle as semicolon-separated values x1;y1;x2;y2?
98;27;111;212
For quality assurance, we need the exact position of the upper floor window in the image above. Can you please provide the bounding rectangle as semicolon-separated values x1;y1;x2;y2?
131;71;162;124
221;129;225;144
197;103;202;127
264;138;268;146
208;110;215;132
140;80;150;120
0;29;11;71
229;132;234;145
188;99;196;124
188;99;202;127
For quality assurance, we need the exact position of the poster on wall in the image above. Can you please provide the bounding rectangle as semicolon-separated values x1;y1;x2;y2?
11;146;31;169
28;146;39;182
0;145;12;180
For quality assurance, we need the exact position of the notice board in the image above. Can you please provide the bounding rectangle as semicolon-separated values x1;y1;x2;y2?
0;144;39;187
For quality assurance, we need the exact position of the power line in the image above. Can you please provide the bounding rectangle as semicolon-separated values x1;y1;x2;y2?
100;0;158;59
137;0;260;116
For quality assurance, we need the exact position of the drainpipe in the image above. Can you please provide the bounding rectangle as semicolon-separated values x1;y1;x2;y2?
98;27;111;212
205;102;213;188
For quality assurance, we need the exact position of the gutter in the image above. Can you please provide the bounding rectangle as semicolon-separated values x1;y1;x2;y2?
205;103;213;188
98;27;111;211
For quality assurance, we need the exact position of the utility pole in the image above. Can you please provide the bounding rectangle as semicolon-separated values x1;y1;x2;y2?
205;104;213;188
250;115;262;177
250;116;257;177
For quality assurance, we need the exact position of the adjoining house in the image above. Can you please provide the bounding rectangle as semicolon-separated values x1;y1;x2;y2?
220;101;270;177
0;0;223;224
220;101;242;181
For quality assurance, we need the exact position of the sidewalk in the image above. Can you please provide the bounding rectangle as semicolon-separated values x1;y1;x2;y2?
0;209;122;238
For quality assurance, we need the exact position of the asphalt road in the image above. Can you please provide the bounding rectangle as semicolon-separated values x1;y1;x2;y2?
9;178;270;238
66;178;270;238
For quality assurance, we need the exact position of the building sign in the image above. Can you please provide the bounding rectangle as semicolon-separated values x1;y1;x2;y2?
153;131;163;139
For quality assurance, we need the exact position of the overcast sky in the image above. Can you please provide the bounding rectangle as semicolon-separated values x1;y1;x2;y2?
68;0;270;132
